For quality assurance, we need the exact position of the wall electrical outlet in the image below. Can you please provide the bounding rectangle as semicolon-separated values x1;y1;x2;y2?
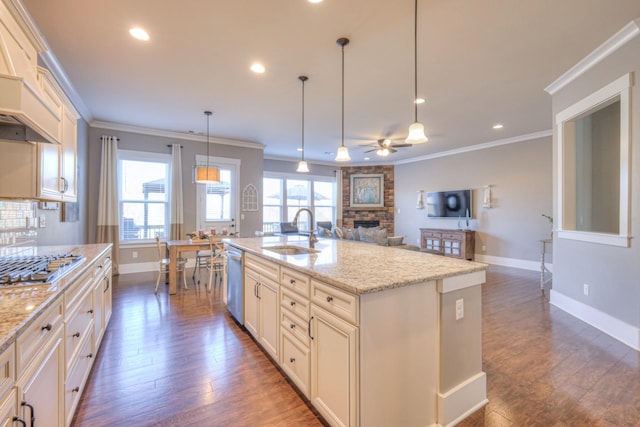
455;299;464;320
482;245;486;252
132;251;138;259
583;284;589;296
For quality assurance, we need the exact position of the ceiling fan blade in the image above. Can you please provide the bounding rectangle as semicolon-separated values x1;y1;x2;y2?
390;147;398;153
364;148;377;153
390;143;412;148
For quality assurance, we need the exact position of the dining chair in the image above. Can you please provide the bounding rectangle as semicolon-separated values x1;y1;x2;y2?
206;236;226;291
154;236;187;293
192;247;211;281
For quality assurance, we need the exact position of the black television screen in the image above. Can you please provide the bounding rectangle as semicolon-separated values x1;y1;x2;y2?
426;189;472;218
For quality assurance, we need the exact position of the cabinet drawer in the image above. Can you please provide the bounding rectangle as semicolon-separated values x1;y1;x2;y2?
65;268;92;314
64;330;94;426
281;287;310;320
92;254;112;280
280;267;310;297
280;329;310;398
16;298;63;377
422;231;442;238
442;232;461;240
0;343;14;400
281;307;310;346
65;290;95;375
245;253;279;282
311;280;358;325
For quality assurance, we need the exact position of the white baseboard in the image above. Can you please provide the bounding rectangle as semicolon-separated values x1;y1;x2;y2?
550;290;640;350
437;372;488;427
474;254;552;272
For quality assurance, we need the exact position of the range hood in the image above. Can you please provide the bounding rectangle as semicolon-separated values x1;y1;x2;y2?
0;73;61;144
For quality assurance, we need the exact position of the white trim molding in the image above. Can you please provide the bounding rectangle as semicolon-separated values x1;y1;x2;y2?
545;18;640;95
91;120;265;151
437;372;488;427
475;254;552;273
550;290;640;350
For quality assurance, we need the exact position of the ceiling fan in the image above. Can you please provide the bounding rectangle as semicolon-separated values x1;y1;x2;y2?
364;138;412;156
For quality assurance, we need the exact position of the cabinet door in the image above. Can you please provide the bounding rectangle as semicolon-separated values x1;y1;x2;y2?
310;305;357;427
61;107;77;202
258;275;279;360
38;142;62;201
18;330;64;427
92;275;104;348
243;268;260;339
0;389;18;427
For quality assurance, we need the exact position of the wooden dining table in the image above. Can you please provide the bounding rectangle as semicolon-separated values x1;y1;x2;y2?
166;236;230;294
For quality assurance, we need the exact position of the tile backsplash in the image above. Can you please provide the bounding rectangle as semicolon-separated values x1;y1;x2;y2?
0;200;38;247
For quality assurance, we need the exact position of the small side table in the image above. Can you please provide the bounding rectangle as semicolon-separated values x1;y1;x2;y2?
540;238;553;293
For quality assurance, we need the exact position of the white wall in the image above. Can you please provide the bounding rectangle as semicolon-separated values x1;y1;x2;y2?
394;137;553;268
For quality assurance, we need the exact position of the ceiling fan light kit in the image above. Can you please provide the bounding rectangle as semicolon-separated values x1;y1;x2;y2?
335;37;351;162
193;110;221;184
406;0;428;144
296;75;310;173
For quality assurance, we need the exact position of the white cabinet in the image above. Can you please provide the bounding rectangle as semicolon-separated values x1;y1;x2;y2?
0;388;18;427
37;104;77;202
16;299;65;427
243;253;279;361
0;343;18;427
93;256;112;349
310;284;358;427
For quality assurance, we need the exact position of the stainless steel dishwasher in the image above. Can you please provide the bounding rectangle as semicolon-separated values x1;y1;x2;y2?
226;245;243;324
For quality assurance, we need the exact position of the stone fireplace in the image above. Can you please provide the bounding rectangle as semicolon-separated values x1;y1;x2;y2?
341;165;394;235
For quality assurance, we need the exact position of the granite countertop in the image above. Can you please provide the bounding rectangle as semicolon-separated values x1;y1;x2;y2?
0;243;112;354
226;236;487;295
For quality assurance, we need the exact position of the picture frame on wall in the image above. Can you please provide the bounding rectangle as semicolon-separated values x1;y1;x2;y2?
61;202;79;222
350;173;384;208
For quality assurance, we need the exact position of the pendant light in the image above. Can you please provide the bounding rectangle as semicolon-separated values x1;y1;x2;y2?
335;37;351;162
405;0;428;144
193;110;220;184
296;75;310;173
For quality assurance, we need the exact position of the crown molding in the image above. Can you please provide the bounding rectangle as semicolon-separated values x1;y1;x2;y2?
4;0;47;51
392;129;553;165
545;18;640;95
90;120;265;150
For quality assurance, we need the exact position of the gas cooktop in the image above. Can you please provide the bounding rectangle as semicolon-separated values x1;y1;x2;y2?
0;253;85;286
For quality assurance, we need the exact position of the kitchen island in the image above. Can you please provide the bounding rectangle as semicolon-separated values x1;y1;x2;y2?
226;235;488;427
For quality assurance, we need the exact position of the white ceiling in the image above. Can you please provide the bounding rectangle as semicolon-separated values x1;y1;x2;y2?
20;0;640;164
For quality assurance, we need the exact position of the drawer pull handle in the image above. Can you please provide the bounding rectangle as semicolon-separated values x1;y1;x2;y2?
12;416;26;427
41;323;52;331
290;323;295;329
87;353;94;359
290;301;296;306
87;309;94;314
290;357;296;363
72;386;80;393
326;296;333;303
73;332;80;338
290;279;296;285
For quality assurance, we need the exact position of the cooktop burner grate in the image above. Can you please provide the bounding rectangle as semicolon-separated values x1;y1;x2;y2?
0;254;85;286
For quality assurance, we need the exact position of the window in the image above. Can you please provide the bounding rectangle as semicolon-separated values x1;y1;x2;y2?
556;73;631;247
263;174;336;233
118;150;171;241
196;156;240;234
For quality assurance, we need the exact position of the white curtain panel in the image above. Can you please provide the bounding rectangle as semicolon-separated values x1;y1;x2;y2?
170;143;184;240
97;136;120;274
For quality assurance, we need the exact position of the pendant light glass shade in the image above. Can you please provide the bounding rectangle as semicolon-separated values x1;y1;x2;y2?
297;75;310;173
406;121;428;144
296;160;310;173
194;110;220;184
335;37;351;162
405;0;428;144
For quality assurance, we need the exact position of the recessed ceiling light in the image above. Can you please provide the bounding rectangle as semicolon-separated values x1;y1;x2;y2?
493;124;504;129
309;0;323;3
297;148;303;152
364;157;370;161
250;63;266;73
415;98;425;104
129;27;149;41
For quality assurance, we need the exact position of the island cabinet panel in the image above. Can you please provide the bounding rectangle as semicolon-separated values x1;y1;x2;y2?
244;253;280;361
310;304;358;427
0;344;16;425
0;388;18;427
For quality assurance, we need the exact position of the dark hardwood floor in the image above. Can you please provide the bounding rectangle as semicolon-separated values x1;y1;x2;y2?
71;265;640;426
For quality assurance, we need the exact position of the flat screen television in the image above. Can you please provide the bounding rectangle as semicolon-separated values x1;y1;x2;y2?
426;189;472;218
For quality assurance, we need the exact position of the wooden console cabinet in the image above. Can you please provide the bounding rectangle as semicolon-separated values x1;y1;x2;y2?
420;228;475;261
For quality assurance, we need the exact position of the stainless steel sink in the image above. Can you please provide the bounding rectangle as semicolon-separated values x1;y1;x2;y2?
262;245;320;255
